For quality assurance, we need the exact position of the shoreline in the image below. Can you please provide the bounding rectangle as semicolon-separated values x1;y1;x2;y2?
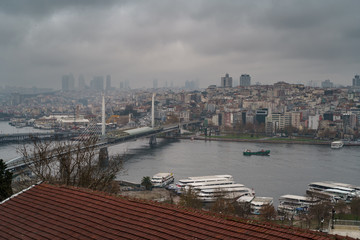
164;135;360;146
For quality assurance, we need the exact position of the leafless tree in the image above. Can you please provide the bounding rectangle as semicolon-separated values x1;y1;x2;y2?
178;187;202;209
210;196;235;216
17;137;123;194
350;197;360;219
260;204;277;221
234;202;251;218
309;201;332;229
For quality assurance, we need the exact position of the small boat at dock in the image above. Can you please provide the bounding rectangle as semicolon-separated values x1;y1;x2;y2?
243;149;270;156
331;141;343;149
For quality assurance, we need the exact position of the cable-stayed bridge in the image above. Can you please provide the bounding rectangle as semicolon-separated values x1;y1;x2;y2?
5;121;199;172
5;93;201;172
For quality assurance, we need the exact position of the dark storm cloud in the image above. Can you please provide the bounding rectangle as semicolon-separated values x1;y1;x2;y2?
0;0;359;88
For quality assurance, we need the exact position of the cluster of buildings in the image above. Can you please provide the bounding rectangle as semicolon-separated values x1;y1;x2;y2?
62;74;115;92
1;74;360;140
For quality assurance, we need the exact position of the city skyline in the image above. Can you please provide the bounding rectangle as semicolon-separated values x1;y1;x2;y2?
0;1;359;89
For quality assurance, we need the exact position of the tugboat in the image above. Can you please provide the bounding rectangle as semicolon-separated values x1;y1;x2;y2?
243;149;270;156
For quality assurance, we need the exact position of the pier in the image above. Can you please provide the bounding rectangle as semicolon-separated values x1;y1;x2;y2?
0;132;80;145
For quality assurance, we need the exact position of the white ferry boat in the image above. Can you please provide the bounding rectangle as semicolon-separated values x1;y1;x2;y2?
185;180;235;190
188;175;233;181
278;194;319;215
331;182;360;195
176;175;233;188
151;173;174;187
307;181;359;202
331;141;344;149
197;187;254;202
250;197;274;215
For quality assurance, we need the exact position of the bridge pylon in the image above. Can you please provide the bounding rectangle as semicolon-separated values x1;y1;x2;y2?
149;135;157;147
99;147;109;168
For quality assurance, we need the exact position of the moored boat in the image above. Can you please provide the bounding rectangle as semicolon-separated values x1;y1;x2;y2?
151;173;174;187
243;149;270;156
331;141;343;149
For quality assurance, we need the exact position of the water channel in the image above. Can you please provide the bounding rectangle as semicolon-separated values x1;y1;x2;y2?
1;121;359;206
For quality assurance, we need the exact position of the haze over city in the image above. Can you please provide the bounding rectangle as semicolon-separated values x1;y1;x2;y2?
0;0;360;89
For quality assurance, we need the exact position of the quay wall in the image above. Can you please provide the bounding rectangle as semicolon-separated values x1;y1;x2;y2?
164;136;334;145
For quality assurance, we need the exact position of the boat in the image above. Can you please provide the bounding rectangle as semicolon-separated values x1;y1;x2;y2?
331;141;343;149
197;187;254;202
185;180;236;190
308;181;358;196
250;197;274;215
243;149;270;156
307;181;359;202
278;194;319;215
150;173;174;187
176;175;233;188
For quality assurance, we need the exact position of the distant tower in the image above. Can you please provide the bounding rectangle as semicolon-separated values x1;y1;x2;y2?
321;79;333;88
90;76;104;91
220;73;233;88
240;74;251;87
353;75;360;87
124;80;130;90
105;75;111;91
153;79;158;89
78;75;86;90
62;74;75;92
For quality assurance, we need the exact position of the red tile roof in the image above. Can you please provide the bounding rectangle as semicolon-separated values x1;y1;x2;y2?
0;183;352;240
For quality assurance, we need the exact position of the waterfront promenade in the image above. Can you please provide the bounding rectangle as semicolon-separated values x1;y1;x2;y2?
171;134;360;146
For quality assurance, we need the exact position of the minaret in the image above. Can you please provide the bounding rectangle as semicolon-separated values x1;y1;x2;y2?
152;93;155;128
102;93;106;137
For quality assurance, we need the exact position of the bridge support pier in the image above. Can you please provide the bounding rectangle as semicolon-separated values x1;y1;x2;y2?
149;135;157;146
99;147;109;168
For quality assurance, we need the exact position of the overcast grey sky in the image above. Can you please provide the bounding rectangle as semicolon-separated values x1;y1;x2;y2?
0;0;359;89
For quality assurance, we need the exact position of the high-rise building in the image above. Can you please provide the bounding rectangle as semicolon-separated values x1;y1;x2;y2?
153;79;158;89
321;79;333;88
255;108;268;124
240;74;251;87
78;75;86;90
353;75;360;87
106;75;111;91
90;76;104;91
185;80;198;90
220;73;232;88
124;80;130;90
62;74;75;92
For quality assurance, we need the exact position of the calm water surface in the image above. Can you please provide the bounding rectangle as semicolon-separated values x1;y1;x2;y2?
1;121;359;206
109;137;359;206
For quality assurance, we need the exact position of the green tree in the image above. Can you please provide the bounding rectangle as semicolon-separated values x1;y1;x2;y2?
178;187;202;209
0;159;13;201
141;176;153;190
